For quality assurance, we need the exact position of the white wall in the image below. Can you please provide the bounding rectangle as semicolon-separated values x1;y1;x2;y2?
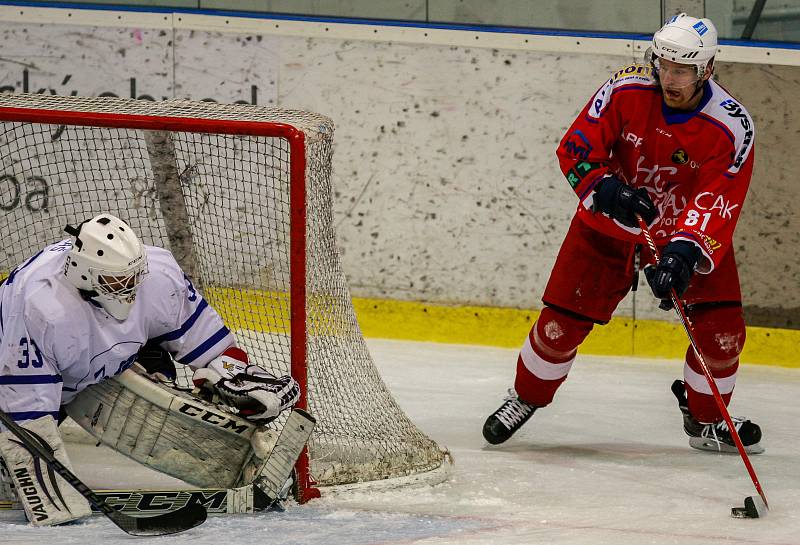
0;8;797;326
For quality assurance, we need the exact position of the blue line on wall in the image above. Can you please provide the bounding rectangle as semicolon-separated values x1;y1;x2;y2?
1;1;798;49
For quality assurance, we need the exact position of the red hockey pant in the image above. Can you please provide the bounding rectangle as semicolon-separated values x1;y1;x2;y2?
514;215;745;423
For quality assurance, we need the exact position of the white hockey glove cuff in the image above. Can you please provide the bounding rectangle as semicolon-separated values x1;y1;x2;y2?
192;347;300;423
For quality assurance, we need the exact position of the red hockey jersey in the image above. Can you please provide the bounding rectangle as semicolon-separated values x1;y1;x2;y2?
557;63;755;274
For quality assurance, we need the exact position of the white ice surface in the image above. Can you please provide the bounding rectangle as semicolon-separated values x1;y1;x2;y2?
2;338;798;545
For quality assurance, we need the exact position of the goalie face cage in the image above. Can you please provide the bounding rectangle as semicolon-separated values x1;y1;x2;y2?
0;94;446;500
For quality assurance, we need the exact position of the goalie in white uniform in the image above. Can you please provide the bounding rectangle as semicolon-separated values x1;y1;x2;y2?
0;213;300;525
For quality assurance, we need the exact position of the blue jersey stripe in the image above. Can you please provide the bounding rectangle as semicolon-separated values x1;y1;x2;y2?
6;410;61;421
0;374;63;385
579;174;605;201
672;230;705;247
149;298;209;344
179;326;232;365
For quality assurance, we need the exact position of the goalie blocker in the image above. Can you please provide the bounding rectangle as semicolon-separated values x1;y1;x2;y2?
0;415;91;526
65;364;286;489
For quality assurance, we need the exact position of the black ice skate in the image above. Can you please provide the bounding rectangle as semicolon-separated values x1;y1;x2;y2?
671;380;764;454
483;389;538;445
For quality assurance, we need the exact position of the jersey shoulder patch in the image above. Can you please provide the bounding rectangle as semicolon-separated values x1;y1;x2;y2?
588;64;658;120
700;81;755;174
609;63;658;86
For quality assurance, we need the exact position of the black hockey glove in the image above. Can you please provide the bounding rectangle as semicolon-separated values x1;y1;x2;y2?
644;240;702;309
136;340;177;381
592;175;658;228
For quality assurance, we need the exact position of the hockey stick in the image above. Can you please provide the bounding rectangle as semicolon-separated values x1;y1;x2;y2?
636;215;768;518
0;408;207;535
1;409;316;517
2;485;272;516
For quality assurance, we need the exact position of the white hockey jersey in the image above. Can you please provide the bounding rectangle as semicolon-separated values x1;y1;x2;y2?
0;240;235;424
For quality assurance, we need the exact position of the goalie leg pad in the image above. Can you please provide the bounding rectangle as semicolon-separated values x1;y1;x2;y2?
240;427;279;484
66;367;262;488
0;416;91;526
0;457;16;506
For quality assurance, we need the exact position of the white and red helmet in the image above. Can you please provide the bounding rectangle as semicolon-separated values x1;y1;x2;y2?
63;213;148;320
650;13;718;78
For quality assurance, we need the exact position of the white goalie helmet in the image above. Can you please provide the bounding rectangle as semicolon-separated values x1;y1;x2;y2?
63;213;148;321
649;13;718;79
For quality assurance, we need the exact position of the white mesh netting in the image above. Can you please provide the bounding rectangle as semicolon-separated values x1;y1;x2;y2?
0;93;447;488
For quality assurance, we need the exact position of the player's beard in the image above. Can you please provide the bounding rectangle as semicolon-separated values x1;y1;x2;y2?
662;79;704;110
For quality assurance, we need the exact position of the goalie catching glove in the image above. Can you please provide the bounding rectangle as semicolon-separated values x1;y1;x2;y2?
192;347;300;423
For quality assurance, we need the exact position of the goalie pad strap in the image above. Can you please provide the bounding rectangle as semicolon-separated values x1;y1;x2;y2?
0;415;91;526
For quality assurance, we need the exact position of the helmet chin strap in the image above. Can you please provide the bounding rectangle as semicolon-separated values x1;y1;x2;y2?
688;78;705;101
676;78;705;107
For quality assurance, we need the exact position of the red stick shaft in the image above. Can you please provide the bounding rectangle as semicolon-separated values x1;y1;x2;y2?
636;215;768;508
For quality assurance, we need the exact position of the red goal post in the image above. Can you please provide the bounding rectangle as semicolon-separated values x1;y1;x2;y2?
0;93;448;500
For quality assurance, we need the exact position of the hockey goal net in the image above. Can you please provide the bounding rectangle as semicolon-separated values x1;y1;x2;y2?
0;93;448;499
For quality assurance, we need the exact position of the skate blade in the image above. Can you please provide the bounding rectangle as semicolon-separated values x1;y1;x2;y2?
689;437;765;455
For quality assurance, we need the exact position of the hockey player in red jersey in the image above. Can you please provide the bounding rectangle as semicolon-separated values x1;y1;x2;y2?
483;13;762;454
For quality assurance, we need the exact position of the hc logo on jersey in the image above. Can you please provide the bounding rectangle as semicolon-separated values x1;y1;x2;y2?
693;21;708;36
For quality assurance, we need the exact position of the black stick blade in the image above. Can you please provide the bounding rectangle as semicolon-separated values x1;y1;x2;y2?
0;408;208;536
731;496;768;519
109;503;207;536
